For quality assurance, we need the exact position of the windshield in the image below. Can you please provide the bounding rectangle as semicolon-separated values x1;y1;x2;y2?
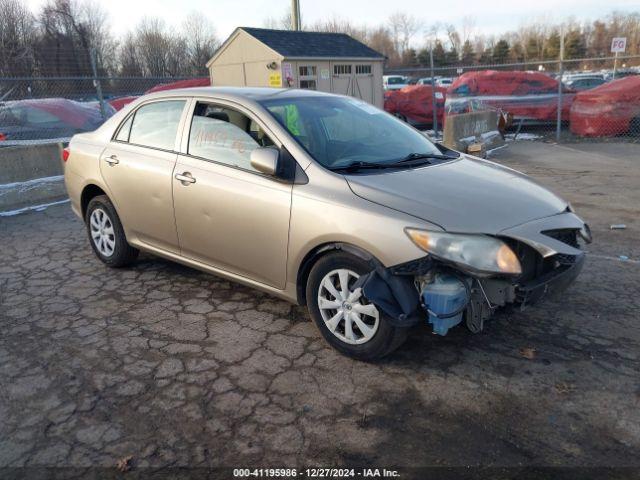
387;77;405;85
259;95;444;169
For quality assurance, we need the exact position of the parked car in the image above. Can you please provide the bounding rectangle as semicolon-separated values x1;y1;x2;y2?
563;76;606;91
109;96;139;112
446;70;574;123
63;87;590;360
384;85;446;127
570;76;640;137
435;77;453;87
145;77;210;94
416;78;434;85
0;98;113;142
109;79;212;111
562;72;606;83
383;75;408;91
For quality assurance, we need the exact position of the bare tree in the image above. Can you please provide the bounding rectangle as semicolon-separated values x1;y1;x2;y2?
461;16;476;44
263;11;292;30
135;17;172;76
77;0;116;73
0;0;37;76
182;13;219;75
445;23;461;52
119;32;142;76
388;11;421;55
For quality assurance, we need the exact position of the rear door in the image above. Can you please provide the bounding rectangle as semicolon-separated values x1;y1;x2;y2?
100;99;189;253
172;100;292;288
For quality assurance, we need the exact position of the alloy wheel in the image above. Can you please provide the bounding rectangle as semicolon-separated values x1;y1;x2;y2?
317;268;380;345
89;208;116;257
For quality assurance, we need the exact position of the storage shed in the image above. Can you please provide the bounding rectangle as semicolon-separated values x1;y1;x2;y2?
206;27;386;108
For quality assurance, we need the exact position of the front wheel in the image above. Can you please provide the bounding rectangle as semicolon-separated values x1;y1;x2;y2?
306;252;407;360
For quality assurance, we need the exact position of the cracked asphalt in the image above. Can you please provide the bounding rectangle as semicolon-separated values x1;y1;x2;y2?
0;141;639;471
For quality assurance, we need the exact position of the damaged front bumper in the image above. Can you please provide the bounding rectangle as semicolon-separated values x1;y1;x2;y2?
516;252;585;304
356;214;589;336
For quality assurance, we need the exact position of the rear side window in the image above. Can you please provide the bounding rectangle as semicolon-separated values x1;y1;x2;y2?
114;115;133;142
128;100;185;151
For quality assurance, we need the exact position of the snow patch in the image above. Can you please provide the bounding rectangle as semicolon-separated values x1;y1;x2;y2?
505;133;542;141
0;175;64;191
0;199;69;217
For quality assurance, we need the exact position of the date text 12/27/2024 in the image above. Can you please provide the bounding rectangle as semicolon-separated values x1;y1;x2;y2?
233;468;400;478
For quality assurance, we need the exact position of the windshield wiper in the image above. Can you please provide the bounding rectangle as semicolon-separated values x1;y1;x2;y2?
330;151;459;173
391;152;459;165
329;161;392;172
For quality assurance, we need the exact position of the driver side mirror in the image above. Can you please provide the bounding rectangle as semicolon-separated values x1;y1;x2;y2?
250;147;280;176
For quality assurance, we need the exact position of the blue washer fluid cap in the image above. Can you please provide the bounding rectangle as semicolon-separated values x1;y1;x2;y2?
422;274;468;336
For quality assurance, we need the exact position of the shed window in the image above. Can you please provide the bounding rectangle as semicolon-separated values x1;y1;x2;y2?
300;80;317;90
355;65;372;75
299;65;317;77
334;64;352;75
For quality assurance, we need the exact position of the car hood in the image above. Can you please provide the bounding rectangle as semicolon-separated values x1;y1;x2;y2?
346;156;568;234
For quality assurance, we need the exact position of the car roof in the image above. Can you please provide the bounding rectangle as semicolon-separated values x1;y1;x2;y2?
140;86;333;104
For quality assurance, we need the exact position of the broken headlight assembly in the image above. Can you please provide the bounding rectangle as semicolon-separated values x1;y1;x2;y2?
404;228;522;275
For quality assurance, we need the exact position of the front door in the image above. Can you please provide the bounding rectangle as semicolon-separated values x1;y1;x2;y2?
172;101;292;289
100;99;188;253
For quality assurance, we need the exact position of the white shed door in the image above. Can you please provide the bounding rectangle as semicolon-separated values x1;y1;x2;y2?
331;63;374;104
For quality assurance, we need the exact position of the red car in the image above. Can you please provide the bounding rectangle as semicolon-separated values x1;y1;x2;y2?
384;85;447;127
108;95;139;112
145;77;210;94
108;78;211;111
446;70;574;123
570;76;640;137
0;98;113;142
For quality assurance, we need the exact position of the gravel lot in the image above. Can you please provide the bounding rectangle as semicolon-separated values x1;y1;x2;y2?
1;141;639;473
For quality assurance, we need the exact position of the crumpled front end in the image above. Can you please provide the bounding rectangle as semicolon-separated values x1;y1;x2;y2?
356;212;590;336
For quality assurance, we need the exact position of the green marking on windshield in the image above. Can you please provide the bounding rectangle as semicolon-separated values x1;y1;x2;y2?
284;104;300;136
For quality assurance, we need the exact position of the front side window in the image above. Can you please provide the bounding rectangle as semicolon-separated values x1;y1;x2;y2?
128;100;185;150
188;102;275;173
260;96;443;169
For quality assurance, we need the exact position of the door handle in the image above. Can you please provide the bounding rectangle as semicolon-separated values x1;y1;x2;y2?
104;154;119;165
175;172;196;184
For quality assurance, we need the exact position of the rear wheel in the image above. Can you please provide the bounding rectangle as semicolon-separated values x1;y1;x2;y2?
85;195;138;268
306;252;407;360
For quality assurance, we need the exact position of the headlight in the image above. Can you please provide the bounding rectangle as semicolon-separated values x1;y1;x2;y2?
405;228;522;275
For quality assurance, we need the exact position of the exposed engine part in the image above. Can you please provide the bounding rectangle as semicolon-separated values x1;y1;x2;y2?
465;294;491;333
420;273;471;335
465;278;516;333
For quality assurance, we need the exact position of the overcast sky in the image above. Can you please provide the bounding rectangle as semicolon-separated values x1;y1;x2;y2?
25;0;639;43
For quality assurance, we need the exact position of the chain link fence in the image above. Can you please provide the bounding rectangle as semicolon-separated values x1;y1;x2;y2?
1;54;639;146
0;76;208;146
384;54;640;143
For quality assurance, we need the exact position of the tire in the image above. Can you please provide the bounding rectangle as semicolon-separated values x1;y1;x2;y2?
306;252;408;360
85;195;138;268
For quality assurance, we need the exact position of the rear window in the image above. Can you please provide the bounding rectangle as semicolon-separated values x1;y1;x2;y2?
128;100;185;151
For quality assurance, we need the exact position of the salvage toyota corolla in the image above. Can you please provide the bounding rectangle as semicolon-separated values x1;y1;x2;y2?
63;87;591;360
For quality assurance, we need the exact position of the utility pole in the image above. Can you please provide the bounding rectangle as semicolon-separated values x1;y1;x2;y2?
430;48;438;135
291;0;301;31
90;48;106;120
555;27;564;143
